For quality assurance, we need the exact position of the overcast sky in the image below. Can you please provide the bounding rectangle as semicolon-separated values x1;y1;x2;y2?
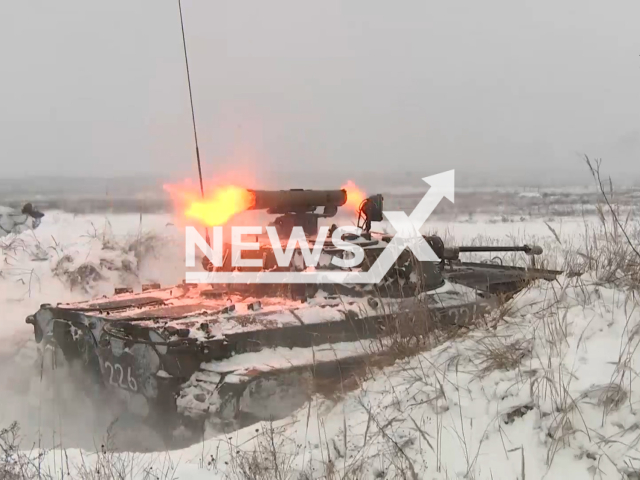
0;1;638;187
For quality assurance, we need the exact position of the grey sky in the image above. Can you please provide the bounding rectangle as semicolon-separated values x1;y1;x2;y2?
1;1;638;187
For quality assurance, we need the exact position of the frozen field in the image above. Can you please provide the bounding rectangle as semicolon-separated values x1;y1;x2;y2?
2;196;640;479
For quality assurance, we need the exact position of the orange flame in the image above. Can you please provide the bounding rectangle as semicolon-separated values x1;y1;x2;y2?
342;180;366;212
164;182;255;226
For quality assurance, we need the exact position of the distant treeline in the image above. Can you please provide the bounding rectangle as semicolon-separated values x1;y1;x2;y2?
2;189;638;218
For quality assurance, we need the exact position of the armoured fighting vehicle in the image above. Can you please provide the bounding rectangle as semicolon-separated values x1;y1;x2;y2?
25;189;561;437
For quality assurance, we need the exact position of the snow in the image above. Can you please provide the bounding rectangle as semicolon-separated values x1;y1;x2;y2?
518;191;542;198
198;339;377;378
19;275;640;479
2;206;640;478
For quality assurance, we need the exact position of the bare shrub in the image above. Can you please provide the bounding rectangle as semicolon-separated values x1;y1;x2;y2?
125;231;165;267
224;421;301;480
51;223;166;292
1;421;179;480
72;449;178;480
53;254;105;292
0;422;50;480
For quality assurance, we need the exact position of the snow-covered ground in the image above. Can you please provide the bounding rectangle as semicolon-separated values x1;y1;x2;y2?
2;206;640;479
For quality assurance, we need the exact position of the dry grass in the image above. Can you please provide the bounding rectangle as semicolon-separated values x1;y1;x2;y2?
0;421;179;480
223;421;302;480
471;336;532;377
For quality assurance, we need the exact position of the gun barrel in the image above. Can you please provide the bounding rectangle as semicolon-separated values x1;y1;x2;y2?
457;245;543;255
249;189;347;213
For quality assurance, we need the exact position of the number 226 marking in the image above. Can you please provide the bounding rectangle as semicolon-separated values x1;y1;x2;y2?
104;361;138;392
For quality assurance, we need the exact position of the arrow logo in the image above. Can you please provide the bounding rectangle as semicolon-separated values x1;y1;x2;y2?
186;170;455;284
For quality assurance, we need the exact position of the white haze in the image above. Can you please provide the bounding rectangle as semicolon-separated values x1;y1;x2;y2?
0;0;639;188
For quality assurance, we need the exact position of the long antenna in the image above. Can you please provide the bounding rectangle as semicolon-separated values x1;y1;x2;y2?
178;0;212;258
177;0;205;199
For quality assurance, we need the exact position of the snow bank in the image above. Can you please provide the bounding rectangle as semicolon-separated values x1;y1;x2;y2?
7;274;639;479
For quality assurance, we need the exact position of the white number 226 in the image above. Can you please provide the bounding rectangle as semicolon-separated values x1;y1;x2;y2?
104;361;138;392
